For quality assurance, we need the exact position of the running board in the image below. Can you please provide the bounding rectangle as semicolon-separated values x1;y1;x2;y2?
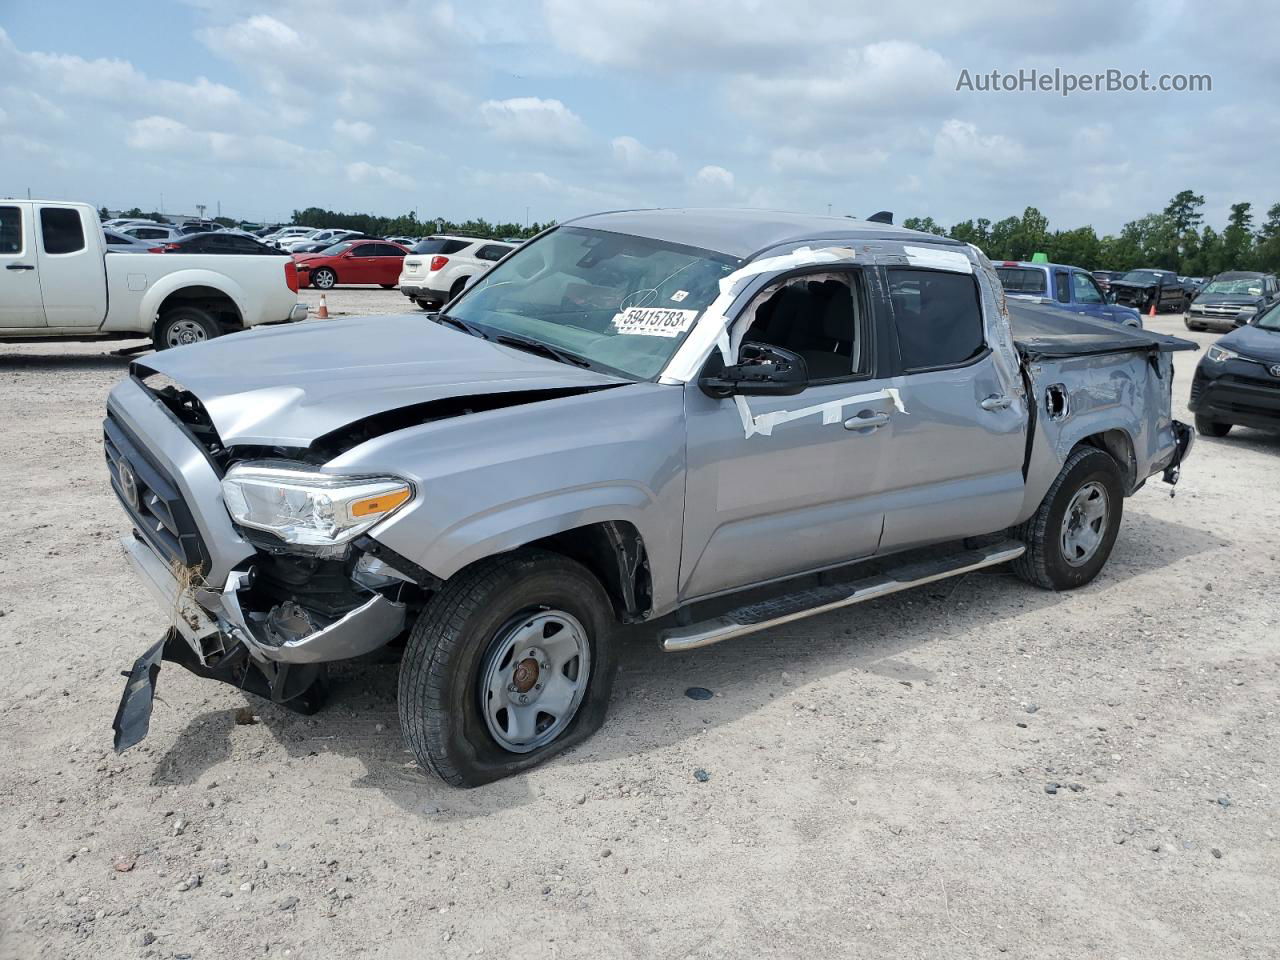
660;541;1026;652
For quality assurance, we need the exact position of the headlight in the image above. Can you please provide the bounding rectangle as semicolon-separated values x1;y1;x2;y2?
221;462;413;546
1206;344;1238;363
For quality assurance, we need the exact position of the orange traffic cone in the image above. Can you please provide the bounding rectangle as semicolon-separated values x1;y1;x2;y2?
317;293;329;319
1148;299;1157;318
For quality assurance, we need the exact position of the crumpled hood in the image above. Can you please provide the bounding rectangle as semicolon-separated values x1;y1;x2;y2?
136;314;627;447
1219;322;1280;363
1109;279;1158;291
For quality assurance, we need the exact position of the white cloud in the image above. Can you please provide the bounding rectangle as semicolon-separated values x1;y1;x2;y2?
479;97;587;148
611;136;679;177
126;115;316;169
694;165;736;192
769;145;889;179
346;161;416;191
333;119;375;143
933;119;1025;167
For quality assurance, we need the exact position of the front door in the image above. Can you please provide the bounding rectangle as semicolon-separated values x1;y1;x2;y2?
680;267;894;600
0;202;45;327
1069;269;1113;322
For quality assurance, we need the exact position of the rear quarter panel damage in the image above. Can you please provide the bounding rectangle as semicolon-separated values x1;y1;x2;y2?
1019;349;1176;520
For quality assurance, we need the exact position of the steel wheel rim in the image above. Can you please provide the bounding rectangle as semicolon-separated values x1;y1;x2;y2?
479;609;591;754
1060;480;1109;567
315;270;334;288
166;318;208;348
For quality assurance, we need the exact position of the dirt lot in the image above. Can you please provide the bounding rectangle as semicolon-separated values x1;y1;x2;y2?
1;294;1276;960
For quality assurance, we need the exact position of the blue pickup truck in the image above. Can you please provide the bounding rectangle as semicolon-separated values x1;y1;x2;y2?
996;260;1144;328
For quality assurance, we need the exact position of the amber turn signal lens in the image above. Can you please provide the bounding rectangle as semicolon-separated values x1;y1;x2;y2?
349;487;411;518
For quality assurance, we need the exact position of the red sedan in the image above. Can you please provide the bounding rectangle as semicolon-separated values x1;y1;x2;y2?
294;239;408;289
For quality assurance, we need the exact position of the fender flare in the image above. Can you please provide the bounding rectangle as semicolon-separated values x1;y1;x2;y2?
139;270;249;330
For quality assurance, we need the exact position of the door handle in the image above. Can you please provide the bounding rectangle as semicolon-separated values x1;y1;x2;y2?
844;411;890;431
980;395;1013;411
6;263;35;271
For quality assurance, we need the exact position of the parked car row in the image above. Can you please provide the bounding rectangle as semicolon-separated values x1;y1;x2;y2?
996;260;1143;327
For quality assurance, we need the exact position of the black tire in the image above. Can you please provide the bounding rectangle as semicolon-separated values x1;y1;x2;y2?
448;277;468;301
311;267;337;290
1195;415;1231;437
398;549;618;787
1012;446;1125;591
153;305;220;350
414;298;435;311
380;283;396;289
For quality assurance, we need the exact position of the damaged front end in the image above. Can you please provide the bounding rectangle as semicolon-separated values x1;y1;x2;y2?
107;376;435;753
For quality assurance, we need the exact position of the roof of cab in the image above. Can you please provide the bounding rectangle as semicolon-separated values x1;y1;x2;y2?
562;207;965;261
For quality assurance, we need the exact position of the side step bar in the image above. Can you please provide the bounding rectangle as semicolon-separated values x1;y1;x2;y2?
660;540;1026;652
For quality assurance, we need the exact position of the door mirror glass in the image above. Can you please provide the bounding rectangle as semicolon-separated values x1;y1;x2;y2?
699;342;809;397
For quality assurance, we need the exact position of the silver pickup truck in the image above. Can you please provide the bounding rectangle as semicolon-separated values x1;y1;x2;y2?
107;209;1194;786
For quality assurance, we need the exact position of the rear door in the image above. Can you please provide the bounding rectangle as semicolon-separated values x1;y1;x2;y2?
878;266;1027;551
0;202;44;327
35;204;106;327
371;243;406;283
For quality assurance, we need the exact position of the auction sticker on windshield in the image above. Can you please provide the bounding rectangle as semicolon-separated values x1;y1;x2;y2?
611;307;699;337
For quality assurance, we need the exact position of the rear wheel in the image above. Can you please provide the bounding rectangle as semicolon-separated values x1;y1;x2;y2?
380;283;396;289
414;298;435;311
311;267;337;290
398;549;618;787
1012;446;1124;591
1195;415;1231;437
153;306;220;350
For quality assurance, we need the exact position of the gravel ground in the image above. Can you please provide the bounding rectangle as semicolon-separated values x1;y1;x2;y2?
0;298;1276;960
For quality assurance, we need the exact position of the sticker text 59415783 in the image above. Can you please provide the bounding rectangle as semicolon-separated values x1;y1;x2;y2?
611;307;699;338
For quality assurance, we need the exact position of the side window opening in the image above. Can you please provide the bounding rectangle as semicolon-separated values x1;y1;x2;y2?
887;268;986;371
737;272;865;381
1053;271;1071;303
0;206;23;254
39;207;86;255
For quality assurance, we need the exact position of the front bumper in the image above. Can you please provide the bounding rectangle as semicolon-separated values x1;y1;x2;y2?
120;534;406;666
1190;365;1280;430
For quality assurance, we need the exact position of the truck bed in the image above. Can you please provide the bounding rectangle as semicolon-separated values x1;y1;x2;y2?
1008;300;1198;360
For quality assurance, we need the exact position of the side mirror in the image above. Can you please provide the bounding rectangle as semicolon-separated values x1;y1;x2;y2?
699;342;808;398
1233;313;1252;327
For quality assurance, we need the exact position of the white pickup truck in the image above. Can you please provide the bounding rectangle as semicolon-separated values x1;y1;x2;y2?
0;200;308;349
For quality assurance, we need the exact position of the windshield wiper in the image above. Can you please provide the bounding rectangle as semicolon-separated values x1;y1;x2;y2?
492;334;593;369
432;313;487;339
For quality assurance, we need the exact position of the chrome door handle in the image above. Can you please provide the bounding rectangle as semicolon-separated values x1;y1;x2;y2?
844;411;890;431
980;395;1012;411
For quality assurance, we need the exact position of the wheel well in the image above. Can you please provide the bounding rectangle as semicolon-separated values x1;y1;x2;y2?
157;286;243;333
1077;429;1137;490
449;276;469;296
529;521;652;622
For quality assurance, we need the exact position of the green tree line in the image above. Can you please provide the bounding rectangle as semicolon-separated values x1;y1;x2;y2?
289;207;554;240
902;190;1280;277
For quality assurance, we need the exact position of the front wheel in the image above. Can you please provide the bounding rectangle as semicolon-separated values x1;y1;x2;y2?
311;267;337;290
398;549;618;787
1195;415;1231;437
380;283;396;289
1012;446;1124;591
153;306;220;350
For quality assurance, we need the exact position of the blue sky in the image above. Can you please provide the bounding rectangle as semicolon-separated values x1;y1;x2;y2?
2;1;1276;232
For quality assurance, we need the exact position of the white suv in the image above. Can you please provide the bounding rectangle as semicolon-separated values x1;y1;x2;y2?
397;235;517;309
